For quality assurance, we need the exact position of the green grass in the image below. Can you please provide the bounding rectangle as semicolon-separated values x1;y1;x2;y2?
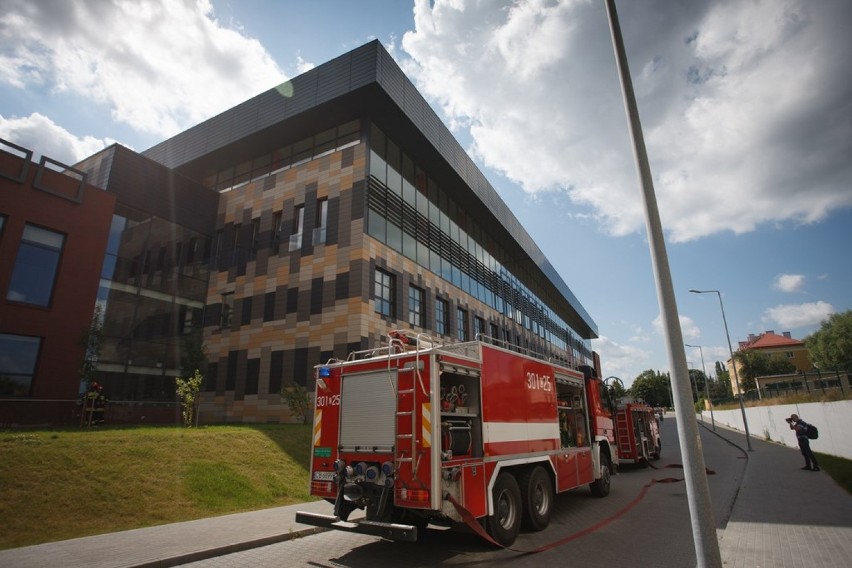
815;452;852;495
0;424;316;550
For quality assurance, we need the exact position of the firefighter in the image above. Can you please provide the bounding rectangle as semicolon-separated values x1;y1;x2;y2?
84;382;108;425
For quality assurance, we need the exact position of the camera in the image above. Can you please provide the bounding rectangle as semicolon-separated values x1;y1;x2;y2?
785;417;793;423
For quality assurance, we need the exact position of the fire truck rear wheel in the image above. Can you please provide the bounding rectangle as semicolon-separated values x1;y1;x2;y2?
519;466;553;531
590;452;612;497
488;472;522;547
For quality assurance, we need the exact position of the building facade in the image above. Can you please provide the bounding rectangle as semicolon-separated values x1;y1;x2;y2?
728;330;813;396
1;40;599;426
0;140;115;425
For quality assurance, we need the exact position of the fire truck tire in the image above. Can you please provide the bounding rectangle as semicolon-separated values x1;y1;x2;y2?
487;472;522;547
519;466;553;531
590;452;612;497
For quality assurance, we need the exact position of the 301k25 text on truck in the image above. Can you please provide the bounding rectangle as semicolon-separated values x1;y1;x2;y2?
296;330;618;546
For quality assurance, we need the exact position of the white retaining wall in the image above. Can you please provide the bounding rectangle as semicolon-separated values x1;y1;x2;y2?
701;399;852;460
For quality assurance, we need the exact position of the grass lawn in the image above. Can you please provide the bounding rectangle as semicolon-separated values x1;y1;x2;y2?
0;424;316;550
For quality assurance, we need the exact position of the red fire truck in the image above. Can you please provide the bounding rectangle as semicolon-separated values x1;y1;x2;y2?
296;330;617;546
614;402;661;465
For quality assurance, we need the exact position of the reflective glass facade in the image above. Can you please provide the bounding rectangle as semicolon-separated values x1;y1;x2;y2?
366;124;591;365
95;206;211;401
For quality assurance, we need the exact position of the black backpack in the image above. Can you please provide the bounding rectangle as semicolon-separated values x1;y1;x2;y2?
806;422;819;440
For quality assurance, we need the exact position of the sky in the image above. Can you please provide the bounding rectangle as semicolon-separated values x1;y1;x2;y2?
1;0;850;387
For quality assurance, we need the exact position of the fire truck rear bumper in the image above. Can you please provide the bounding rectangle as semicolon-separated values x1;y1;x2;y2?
295;511;418;542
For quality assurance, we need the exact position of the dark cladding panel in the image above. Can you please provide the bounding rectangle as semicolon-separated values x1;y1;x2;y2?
349;43;380;89
284;72;319;117
229;100;260;140
402;79;421;121
256;87;289;126
377;49;405;111
205;111;235;148
316;57;352;105
420;107;443;148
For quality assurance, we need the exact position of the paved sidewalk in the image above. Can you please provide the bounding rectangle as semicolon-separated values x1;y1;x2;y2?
706;421;852;567
1;419;851;567
0;499;351;568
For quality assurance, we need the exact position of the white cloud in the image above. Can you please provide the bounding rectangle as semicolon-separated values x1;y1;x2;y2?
772;274;805;293
652;314;701;340
592;335;650;386
763;301;834;329
0;0;287;138
0;112;115;164
400;0;852;242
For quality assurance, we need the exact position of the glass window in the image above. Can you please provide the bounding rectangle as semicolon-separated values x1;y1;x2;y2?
271;211;283;253
474;316;485;340
457;308;468;341
7;224;65;306
0;333;41;396
313;198;328;245
408;285;424;328
435;298;449;336
250;218;260;258
221;293;234;328
375;268;395;318
289;206;304;251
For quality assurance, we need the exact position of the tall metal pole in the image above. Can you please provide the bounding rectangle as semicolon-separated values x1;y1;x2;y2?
690;289;752;450
686;344;716;431
604;2;722;566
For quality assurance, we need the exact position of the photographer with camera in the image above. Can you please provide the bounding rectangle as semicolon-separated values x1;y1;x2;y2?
787;414;820;471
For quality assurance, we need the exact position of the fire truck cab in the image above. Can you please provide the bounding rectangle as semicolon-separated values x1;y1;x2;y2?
296;331;617;546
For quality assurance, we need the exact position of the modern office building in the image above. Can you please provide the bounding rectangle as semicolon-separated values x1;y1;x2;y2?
0;40;598;426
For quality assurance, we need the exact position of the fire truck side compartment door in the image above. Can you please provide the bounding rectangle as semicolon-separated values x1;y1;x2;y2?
462;463;487;518
340;369;398;452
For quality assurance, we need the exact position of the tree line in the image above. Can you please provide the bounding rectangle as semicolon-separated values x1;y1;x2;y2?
624;310;852;407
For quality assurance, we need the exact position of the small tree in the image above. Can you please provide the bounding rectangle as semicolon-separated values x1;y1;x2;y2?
176;369;204;427
79;304;104;391
806;310;852;372
281;384;312;424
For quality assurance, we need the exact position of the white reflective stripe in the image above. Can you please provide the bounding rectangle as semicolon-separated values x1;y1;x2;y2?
313;409;322;446
422;402;431;448
483;422;559;443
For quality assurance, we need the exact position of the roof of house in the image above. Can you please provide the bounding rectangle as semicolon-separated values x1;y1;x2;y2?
738;331;805;351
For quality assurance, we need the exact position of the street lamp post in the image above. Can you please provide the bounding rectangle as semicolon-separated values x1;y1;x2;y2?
689;289;752;450
686;343;716;431
605;2;722;565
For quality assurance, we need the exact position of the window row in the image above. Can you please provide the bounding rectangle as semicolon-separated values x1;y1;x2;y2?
202;120;361;193
373;268;572;360
367;124;590;360
212;197;330;273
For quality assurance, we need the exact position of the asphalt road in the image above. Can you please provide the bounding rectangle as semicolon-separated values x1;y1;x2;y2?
178;416;746;567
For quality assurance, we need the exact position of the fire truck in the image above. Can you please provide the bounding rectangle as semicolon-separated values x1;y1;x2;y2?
296;330;617;546
614;402;661;465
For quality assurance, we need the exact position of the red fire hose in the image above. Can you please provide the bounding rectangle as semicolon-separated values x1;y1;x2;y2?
444;463;715;553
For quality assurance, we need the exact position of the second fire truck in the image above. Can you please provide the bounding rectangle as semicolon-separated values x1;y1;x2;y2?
296;330;618;546
614;402;661;465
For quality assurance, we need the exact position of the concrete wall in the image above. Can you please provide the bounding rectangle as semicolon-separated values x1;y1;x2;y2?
702;400;852;460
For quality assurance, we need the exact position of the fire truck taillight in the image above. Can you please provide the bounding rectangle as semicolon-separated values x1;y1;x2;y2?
398;488;430;502
310;481;333;494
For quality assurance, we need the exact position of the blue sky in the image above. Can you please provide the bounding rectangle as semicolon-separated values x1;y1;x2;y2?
2;0;850;386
